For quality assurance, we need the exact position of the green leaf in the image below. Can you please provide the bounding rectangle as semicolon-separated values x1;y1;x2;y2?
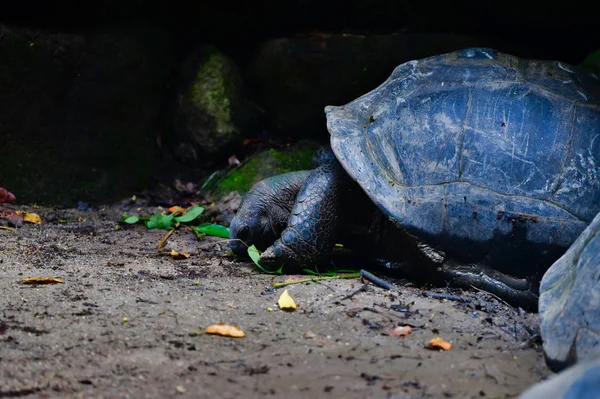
145;212;175;230
247;245;283;274
195;223;229;238
118;215;139;224
174;206;204;223
123;215;140;224
248;244;261;264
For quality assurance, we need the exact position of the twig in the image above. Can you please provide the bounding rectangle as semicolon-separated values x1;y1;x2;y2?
156;222;180;249
272;273;360;288
340;281;370;300
469;285;513;308
0;226;13;231
422;291;471;303
360;269;396;290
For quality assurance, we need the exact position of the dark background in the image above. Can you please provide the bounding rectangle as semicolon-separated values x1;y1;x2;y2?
3;1;598;64
1;1;598;204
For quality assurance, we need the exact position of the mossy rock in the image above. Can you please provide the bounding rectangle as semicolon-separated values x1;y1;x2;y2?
210;141;319;198
167;46;259;167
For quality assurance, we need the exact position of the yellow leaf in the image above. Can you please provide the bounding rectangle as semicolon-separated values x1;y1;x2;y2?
168;250;190;259
205;323;246;338
427;337;452;351
23;212;42;224
20;277;63;285
278;289;297;311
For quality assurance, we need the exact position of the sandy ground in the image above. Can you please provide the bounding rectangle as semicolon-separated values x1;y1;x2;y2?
0;201;551;398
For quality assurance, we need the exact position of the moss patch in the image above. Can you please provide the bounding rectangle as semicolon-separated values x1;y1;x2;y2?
580;49;600;74
189;51;238;134
212;142;319;197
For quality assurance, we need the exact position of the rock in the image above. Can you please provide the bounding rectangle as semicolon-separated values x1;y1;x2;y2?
166;46;259;167
247;33;479;138
539;210;600;372
208;140;319;198
518;357;600;399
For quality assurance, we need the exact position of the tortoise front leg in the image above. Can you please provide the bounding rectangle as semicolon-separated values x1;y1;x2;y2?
229;171;311;256
259;158;350;267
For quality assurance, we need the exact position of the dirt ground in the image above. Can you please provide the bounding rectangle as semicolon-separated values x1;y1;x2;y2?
0;199;551;399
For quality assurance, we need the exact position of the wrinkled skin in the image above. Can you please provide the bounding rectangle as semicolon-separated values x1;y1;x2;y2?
229;171;310;256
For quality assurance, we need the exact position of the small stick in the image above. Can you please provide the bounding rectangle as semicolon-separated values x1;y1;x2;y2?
156;222;180;249
340;281;370;300
0;226;13;231
469;285;513;308
422;291;471;303
272;273;361;288
360;269;396;290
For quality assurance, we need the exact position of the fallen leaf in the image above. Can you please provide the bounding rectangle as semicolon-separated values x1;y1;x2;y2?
303;329;326;345
195;223;229;238
304;330;317;339
278;289;297;311
0;209;24;226
0;187;16;204
168;206;184;215
205;323;246;338
228;155;240;166
174;206;204;223
386;325;412;337
247;245;283;274
427;337;452;351
168;250;190;259
23;212;41;224
21;277;64;285
242;137;260;146
122;215;139;224
173;180;198;194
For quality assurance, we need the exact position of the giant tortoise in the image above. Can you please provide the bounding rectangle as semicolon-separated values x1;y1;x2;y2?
229;48;600;310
